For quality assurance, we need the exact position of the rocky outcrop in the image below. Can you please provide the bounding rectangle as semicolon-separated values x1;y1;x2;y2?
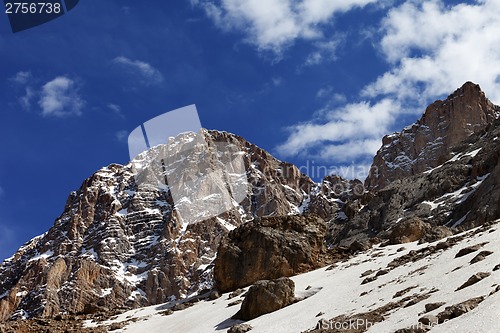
235;278;295;320
0;130;336;321
214;215;327;292
332;114;500;245
366;82;500;190
388;218;430;245
436;296;485;323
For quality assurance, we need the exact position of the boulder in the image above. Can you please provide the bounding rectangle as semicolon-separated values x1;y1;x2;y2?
437;296;485;323
235;278;295;321
455;272;491;291
389;218;430;245
215;215;326;292
228;323;253;333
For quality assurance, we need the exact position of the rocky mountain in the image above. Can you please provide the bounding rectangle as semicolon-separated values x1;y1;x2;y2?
0;130;339;321
365;82;500;190
82;220;500;333
1;81;500;332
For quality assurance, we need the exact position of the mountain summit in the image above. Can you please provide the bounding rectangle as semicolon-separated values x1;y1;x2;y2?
366;82;500;190
0;130;340;321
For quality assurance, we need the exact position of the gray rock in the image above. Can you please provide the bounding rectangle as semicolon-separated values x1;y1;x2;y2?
228;323;253;333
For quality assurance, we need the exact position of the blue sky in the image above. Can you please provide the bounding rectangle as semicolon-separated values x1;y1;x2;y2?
1;0;500;261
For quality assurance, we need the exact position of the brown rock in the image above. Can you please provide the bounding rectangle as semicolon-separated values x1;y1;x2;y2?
421;226;453;243
214;214;326;292
469;250;494;264
389;218;430;245
235;278;295;321
348;240;371;253
418;314;438;326
366;82;500;190
455;243;487;258
455;272;491;291
424;302;446;312
437;296;485;323
228;289;244;299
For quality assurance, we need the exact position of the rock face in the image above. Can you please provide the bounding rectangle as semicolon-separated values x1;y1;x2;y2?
332;113;500;245
0;130;337;321
214;215;327;292
366;82;500;190
3;81;500;322
236;278;295;321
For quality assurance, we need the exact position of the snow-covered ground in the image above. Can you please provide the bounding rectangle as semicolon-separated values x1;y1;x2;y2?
85;223;500;333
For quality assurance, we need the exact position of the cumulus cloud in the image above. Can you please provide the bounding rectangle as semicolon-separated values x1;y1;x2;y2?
364;0;500;104
276;98;399;161
192;0;376;55
113;56;164;85
278;0;500;175
38;76;85;117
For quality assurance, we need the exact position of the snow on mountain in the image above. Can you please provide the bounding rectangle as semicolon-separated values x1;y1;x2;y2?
366;82;500;190
84;221;500;333
2;82;500;331
0;129;341;320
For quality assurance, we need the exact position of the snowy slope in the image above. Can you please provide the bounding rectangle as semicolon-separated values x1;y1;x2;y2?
85;222;500;333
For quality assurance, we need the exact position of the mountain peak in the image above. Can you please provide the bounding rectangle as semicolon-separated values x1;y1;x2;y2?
366;82;500;190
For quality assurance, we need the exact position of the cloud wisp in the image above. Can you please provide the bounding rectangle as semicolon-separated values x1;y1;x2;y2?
9;71;32;85
112;56;164;85
276;98;399;162
38;76;85;117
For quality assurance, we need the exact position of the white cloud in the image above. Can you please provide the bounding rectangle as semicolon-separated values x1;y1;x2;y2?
9;71;35;110
115;130;128;142
108;103;120;113
276;98;399;161
20;87;35;110
113;56;164;85
9;71;31;85
364;0;500;104
304;38;342;66
38;76;85;117
193;0;377;55
278;0;500;174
